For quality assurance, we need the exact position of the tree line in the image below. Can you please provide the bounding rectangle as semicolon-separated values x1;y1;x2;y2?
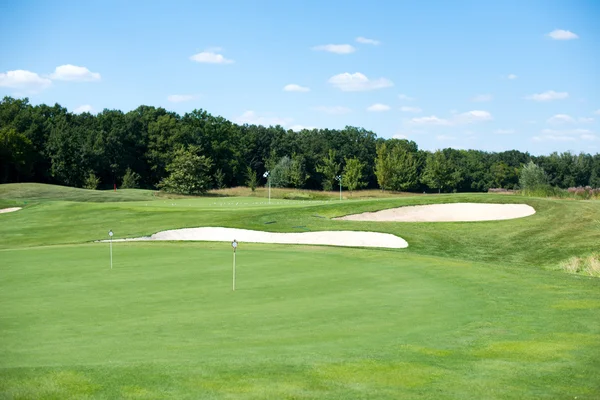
1;96;599;194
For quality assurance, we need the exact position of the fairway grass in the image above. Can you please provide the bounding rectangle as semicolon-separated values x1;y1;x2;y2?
1;184;600;399
2;243;599;399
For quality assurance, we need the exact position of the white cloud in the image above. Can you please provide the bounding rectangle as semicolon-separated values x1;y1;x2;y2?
547;29;579;40
547;114;575;124
328;72;393;91
356;36;380;45
595;109;600;115
581;134;597;141
312;106;352;115
525;90;569;101
410;116;453;126
73;104;94;114
398;94;414;101
393;134;408;139
400;106;422;113
234;111;292;127
436;135;456;141
471;94;493;102
409;110;492;126
50;64;101;81
190;50;234;64
288;124;317;132
367;103;390;112
454;110;493;124
536;128;595;142
283;84;310;92
495;129;515;135
507;74;518;80
311;44;356;54
167;94;198;103
0;69;52;92
541;128;593;135
580;117;594;123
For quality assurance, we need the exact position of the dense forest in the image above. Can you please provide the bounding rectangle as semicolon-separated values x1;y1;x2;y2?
1;96;599;193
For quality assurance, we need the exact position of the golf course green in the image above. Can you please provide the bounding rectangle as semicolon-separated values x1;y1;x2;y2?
1;183;599;399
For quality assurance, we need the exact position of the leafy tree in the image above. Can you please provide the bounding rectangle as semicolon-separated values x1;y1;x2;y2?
374;142;394;190
389;146;419;191
214;168;226;189
421;150;457;193
246;166;259;191
0;127;34;183
121;167;140;189
519;161;548;190
316;149;340;191
84;172;100;190
289;153;309;188
343;157;367;193
158;145;213;195
270;156;292;188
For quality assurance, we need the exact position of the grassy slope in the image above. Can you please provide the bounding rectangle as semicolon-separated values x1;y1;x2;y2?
1;183;600;399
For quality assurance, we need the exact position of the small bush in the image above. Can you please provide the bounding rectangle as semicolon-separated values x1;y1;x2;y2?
121;168;140;189
83;172;100;190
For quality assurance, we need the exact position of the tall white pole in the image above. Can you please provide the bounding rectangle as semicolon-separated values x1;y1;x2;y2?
110;237;113;269
268;178;271;204
232;249;236;291
339;180;342;200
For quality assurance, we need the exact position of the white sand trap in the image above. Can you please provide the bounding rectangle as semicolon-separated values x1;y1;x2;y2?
109;227;408;249
335;203;536;222
0;207;21;214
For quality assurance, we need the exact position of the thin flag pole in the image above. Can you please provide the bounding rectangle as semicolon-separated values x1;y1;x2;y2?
232;239;238;291
108;230;114;269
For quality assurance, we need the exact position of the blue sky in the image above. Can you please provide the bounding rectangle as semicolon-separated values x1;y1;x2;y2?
1;0;599;155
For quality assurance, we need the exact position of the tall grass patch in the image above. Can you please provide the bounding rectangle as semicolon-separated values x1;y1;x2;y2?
559;253;600;277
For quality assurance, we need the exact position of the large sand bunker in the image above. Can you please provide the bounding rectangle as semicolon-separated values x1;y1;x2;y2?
335;203;536;222
108;227;408;249
0;207;21;214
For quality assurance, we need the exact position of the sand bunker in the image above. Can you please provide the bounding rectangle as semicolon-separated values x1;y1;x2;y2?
0;207;21;214
108;227;408;249
335;203;535;222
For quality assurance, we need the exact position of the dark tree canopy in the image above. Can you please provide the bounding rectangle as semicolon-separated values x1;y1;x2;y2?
1;96;598;193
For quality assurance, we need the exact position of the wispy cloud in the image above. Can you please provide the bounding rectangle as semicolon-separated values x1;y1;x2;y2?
73;104;95;114
525;90;569;101
234;111;292;127
547;29;579;40
356;36;380;45
547;114;574;124
328;72;393;91
400;106;421;113
283;84;310;92
409;110;492;126
495;129;515;135
507;74;518;80
190;49;234;64
398;94;414;101
311;44;356;54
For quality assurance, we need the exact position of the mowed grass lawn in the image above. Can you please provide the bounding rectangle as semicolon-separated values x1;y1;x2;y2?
1;184;600;399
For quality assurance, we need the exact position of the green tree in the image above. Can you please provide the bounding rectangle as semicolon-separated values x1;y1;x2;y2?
389;146;419;191
84;172;100;190
374;142;394;191
316;149;340;191
421;150;457;193
270;156;292;188
289;153;309;188
214;168;226;189
0;127;34;183
343;157;367;193
158;145;213;195
245;166;259;191
519;161;548;190
121;167;140;189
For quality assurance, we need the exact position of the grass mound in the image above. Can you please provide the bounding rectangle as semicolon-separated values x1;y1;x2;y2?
0;183;156;202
